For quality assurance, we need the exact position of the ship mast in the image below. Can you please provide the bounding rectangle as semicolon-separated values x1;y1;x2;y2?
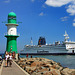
64;31;69;42
30;37;33;46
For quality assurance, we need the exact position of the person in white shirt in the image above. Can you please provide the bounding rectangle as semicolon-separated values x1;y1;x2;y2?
9;53;12;67
5;52;9;67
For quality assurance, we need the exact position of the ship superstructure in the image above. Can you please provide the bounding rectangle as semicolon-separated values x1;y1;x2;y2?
21;31;75;53
64;31;75;50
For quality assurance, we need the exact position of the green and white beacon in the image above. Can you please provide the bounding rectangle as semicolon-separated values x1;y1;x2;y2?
5;12;19;53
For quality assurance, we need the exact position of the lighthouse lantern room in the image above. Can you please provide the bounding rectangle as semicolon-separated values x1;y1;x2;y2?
5;12;19;53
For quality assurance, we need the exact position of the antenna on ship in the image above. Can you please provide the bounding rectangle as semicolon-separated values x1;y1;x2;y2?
64;31;69;42
31;37;33;46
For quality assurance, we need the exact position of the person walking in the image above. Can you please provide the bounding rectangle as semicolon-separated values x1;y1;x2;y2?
5;52;9;67
26;54;28;59
31;55;32;58
9;53;12;67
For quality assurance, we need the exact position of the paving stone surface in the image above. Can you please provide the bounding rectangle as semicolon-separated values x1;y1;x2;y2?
1;61;27;75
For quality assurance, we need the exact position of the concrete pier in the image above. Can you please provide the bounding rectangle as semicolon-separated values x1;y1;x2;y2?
1;60;29;75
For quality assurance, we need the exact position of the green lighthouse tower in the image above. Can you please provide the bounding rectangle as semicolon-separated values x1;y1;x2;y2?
5;12;19;53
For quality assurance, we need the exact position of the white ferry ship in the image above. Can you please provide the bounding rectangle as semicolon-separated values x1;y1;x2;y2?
21;31;75;53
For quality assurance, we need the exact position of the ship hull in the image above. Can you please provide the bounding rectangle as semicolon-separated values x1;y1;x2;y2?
21;45;68;53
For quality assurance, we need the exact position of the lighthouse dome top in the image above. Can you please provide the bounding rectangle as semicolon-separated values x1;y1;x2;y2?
8;12;17;24
8;12;16;17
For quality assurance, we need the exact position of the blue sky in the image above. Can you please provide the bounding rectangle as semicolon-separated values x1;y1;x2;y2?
0;0;75;53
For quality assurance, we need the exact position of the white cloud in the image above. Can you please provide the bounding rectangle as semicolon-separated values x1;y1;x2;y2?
45;0;75;16
45;0;72;7
39;12;44;16
60;16;69;21
4;0;10;3
73;22;75;26
66;4;75;15
45;0;75;27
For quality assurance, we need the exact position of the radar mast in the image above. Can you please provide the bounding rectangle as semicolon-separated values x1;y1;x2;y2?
64;31;69;42
31;37;33;46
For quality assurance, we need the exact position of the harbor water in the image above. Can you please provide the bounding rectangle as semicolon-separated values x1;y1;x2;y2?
20;55;75;69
